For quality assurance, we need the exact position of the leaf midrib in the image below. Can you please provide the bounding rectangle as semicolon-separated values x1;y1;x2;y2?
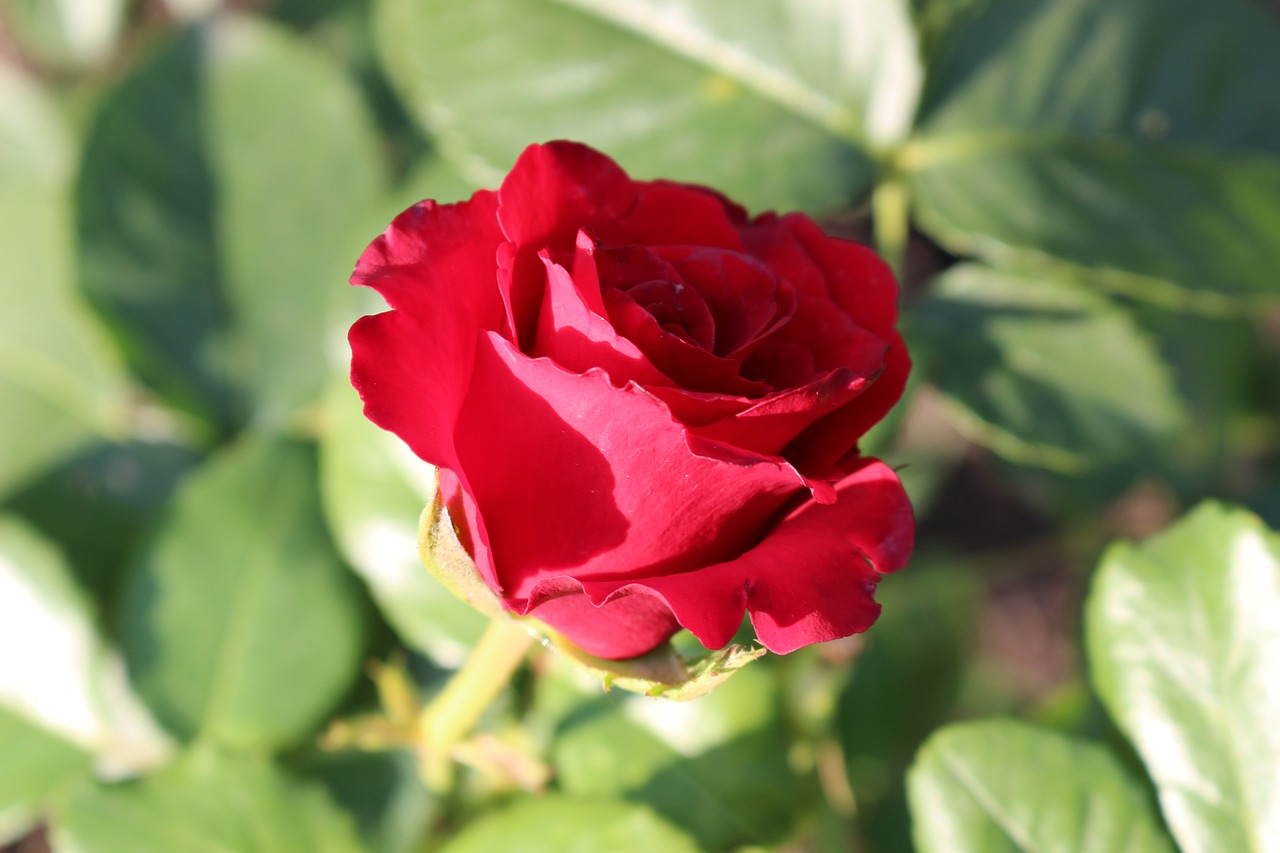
548;0;868;146
897;127;1280;172
196;453;305;743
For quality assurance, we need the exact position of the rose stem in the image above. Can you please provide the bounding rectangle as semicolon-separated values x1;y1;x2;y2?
871;176;909;282
417;616;537;789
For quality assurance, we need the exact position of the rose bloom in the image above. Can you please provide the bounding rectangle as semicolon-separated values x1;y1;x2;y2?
350;141;913;660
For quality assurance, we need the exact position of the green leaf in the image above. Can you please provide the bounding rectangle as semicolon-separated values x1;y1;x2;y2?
902;0;1280;305
551;662;798;850
77;17;386;430
1086;502;1280;853
837;567;980;849
0;515;172;775
907;718;1175;853
118;437;365;750
910;263;1186;471
0;706;91;844
1;0;127;67
7;440;199;597
438;795;700;853
0;64;129;498
206;15;386;427
292;749;434;853
54;749;368;853
374;0;921;212
318;379;487;664
76;28;238;428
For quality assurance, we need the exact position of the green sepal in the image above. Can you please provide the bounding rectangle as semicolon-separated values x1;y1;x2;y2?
548;635;767;701
417;491;765;699
417;490;505;619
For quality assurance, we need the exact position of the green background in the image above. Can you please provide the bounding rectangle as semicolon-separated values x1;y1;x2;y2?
0;0;1277;850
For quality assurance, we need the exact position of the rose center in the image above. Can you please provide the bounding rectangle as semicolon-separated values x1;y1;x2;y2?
623;278;717;349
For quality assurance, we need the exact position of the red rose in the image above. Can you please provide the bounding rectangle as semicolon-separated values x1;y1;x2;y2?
350;141;913;660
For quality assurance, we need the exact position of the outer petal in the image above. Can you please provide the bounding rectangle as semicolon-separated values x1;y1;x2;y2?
453;332;813;598
521;585;681;659
787;213;900;336
497;142;639;347
739;212;899;338
691;368;875;457
784;332;911;472
583;459;913;654
349;192;505;470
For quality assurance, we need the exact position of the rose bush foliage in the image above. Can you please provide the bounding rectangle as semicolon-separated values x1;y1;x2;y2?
350;141;913;660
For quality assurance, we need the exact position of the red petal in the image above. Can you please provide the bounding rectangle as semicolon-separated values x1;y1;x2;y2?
496;142;750;348
532;248;672;389
785;332;911;472
453;333;811;600
523;585;681;659
591;459;913;653
349;193;505;471
497;142;639;348
788;214;900;336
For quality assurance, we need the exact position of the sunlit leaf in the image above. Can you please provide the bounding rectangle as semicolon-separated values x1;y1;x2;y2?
118;437;365;750
908;718;1175;853
0;516;171;775
319;379;487;666
374;0;920;211
1087;502;1280;853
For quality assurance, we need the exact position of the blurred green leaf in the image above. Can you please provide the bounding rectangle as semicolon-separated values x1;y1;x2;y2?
77;28;239;429
54;748;367;853
1087;502;1280;853
6;440;200;597
0;515;172;775
903;0;1280;305
837;566;980;850
319;379;487;665
907;718;1175;853
292;748;434;853
118;437;365;750
0;0;127;68
438;795;700;853
78;16;386;431
373;0;920;212
552;0;921;148
1131;306;1261;491
0;706;91;844
552;662;797;850
394;153;482;209
207;15;386;427
0;64;129;498
911;264;1186;471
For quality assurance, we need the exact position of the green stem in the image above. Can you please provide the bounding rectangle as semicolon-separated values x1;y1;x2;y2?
417;616;536;789
871;177;910;283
